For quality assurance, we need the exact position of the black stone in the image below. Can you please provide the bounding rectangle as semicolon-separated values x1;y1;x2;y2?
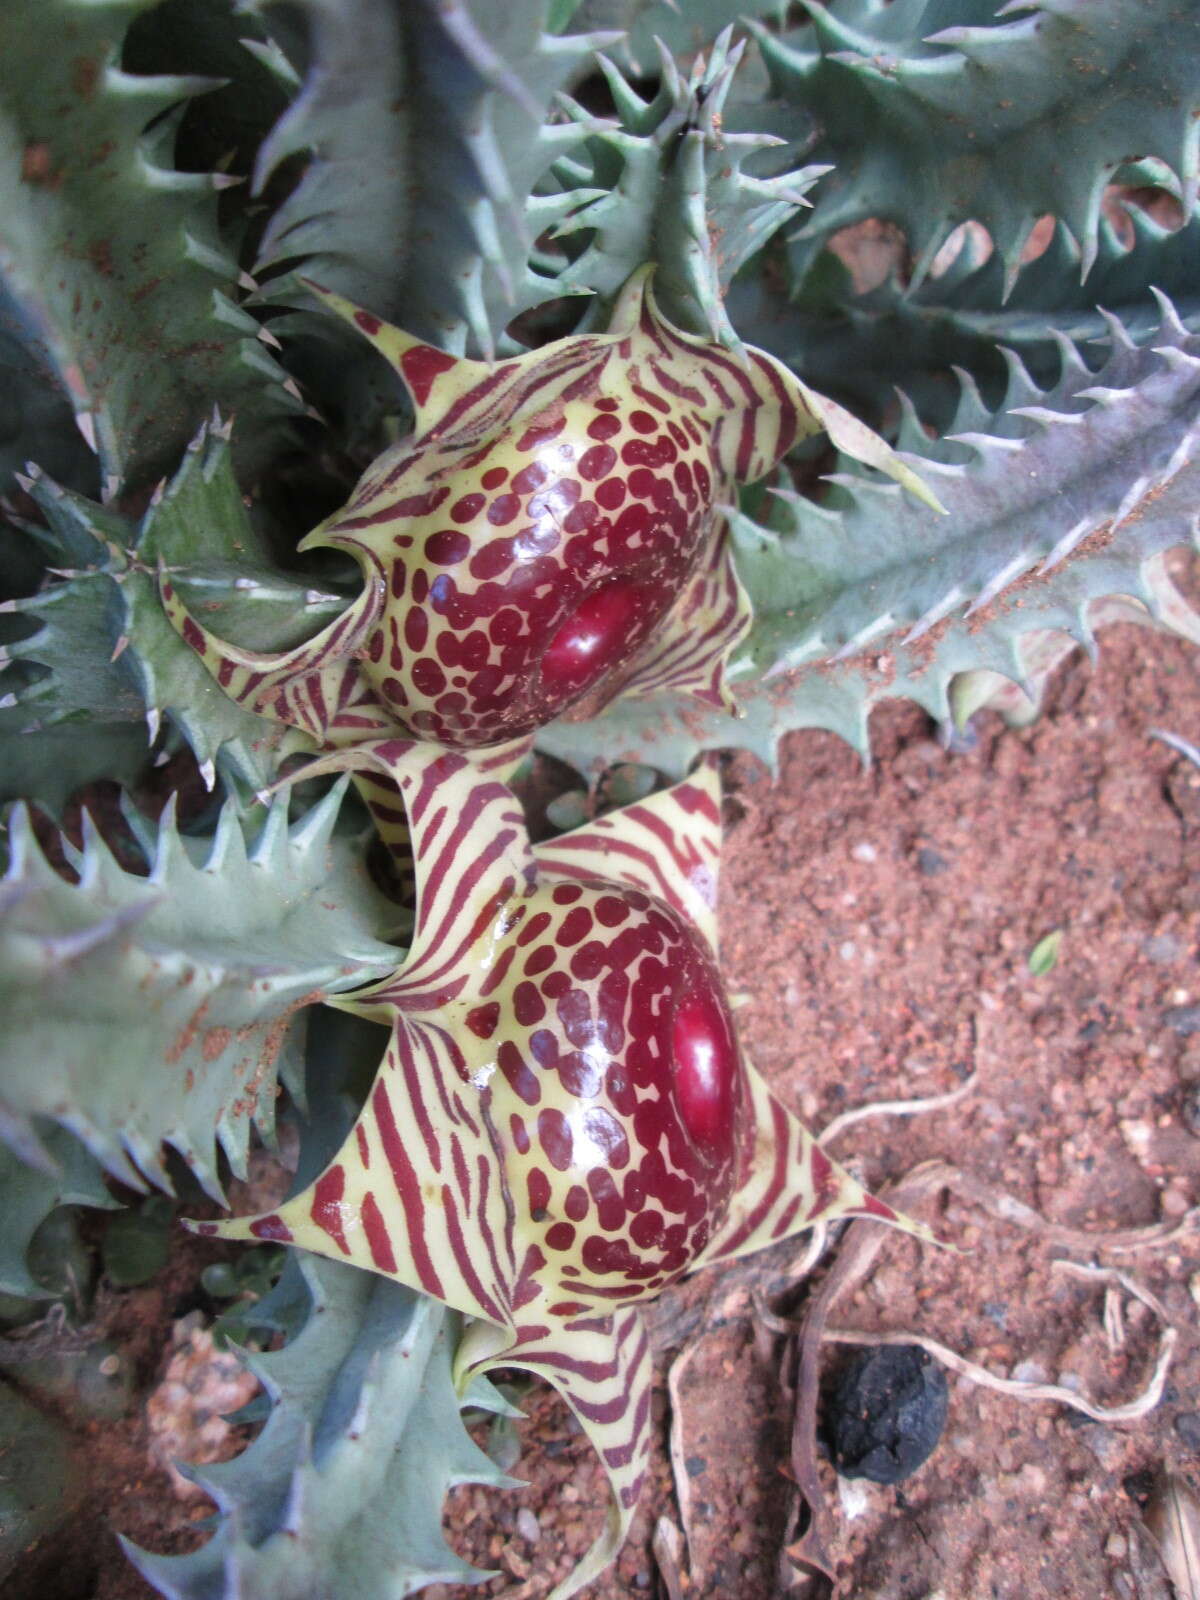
1174;1412;1200;1451
826;1345;948;1485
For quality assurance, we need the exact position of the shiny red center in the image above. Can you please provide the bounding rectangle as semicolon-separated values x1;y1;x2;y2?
540;577;650;696
671;989;738;1148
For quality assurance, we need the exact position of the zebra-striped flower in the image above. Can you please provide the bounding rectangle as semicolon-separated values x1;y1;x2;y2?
191;743;930;1597
160;268;938;754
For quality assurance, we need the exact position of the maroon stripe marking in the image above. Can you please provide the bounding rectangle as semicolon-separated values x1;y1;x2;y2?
805;1141;845;1222
714;1096;790;1256
563;1314;610;1335
418;793;495;928
702;368;735;409
429;365;517;440
773;1190;806;1238
673;781;720;822
570;1282;649;1300
336;668;364;710
477;939;518;997
638;300;668;355
406;844;518;992
512;1322;553;1346
437;1027;480;1130
393;1026;443;1172
456;351;589;440
542;834;677;911
647;358;705;407
316;607;360;660
751;351;796;463
631;804;703;884
310;1164;350;1255
361;1190;396;1272
356;1124;371;1168
406;760;449;830
441;1180;506;1322
404;818;524;995
304;672;328;732
570;1388;630;1426
630;1369;652;1444
450;1129;470;1196
630;379;671;415
475;1151;513;1314
603;1382;652;1468
529;1347;619;1383
368;802;409;825
360;1016;463;1136
694;337;760;394
250;1214;293;1242
376;451;420;491
735;408;755;481
371;1078;445;1298
558;357;608;406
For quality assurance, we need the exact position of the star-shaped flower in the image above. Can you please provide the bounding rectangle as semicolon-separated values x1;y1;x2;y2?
160;269;939;753
193;742;930;1596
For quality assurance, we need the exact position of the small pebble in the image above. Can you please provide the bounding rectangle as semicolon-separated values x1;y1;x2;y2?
837;1476;873;1520
1161;1184;1191;1217
1105;1533;1128;1560
1180;1083;1200;1138
1174;1411;1200;1450
851;841;877;863
1075;1425;1123;1471
516;1507;541;1544
916;846;949;877
1164;1004;1200;1036
1141;934;1182;965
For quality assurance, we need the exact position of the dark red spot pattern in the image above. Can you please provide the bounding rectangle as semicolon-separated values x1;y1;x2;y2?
480;876;745;1302
343;379;720;747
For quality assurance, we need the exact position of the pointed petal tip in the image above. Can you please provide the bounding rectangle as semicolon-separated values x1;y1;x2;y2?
182;1212;290;1244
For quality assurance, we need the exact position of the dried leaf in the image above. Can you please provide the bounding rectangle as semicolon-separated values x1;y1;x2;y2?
1028;929;1063;977
652;1516;686;1600
1146;1472;1200;1600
